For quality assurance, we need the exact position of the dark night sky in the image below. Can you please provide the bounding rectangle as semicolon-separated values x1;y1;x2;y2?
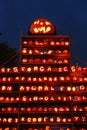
0;0;87;66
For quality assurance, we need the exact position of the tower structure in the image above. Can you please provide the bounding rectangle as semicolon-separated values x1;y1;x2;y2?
0;18;87;130
20;18;71;129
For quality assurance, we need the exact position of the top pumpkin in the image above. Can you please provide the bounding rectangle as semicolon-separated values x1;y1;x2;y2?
29;18;55;34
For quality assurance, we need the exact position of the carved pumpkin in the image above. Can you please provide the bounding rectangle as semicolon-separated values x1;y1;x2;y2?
29;18;55;34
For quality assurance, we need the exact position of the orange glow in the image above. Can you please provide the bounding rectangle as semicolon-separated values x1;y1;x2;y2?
27;77;32;82
1;67;5;72
22;58;27;63
1;86;6;91
72;86;76;91
23;41;27;45
33;96;38;101
39;66;45;72
27;117;31;122
38;86;43;91
50;117;54;122
67;86;71;91
6;68;11;72
3;118;7;123
32;118;37;123
80;85;85;91
22;96;28;102
38;117;42;122
60;86;65;91
22;48;27;54
13;67;18;72
63;67;68;72
7;86;12;91
50;41;55;45
2;77;7;82
62;118;67;123
65;41;69;46
31;86;37;91
44;86;49;91
15;76;20;81
56;117;61;122
8;118;13;123
64;59;69;64
28;50;33;54
54;77;58;81
34;66;38;71
60;76;64;81
8;77;13;82
44;96;49;101
73;116;80;122
20;86;25;91
21;117;25;122
30;18;55;34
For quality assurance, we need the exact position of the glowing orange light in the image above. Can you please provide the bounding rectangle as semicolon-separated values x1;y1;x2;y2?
6;68;11;72
27;77;31;82
31;86;37;91
23;41;27;45
32;117;37;123
44;86;49;91
22;96;28;102
21;117;25;122
50;117;54;122
58;67;62;72
1;86;6;91
56;117;61;122
29;18;55;34
60;86;65;91
73;116;80;122
60;76;64;81
38;117;42;122
13;67;18;72
33;96;38;101
64;59;68;64
71;66;76;72
39;66;45;72
67;86;71;91
1;67;5;72
22;59;27;63
59;107;64;111
2;77;7;82
26;86;30;91
63;50;68;54
62;118;67;123
0;96;4;102
63;67;68;72
22;48;27;54
44;96;49;101
20;86;25;91
8;77;13;82
80;85;85;91
15;76;20;81
72;86;76;91
14;118;18;123
7;86;13;91
8;118;13;123
28;50;33;54
26;107;31;112
3;118;7;123
65;42;69;46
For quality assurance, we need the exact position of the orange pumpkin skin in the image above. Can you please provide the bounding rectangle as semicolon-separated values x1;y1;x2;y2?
29;18;55;34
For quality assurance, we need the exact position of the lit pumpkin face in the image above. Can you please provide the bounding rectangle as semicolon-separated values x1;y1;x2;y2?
29;18;55;34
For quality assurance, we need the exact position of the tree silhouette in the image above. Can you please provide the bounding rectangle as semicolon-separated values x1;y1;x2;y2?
0;33;19;68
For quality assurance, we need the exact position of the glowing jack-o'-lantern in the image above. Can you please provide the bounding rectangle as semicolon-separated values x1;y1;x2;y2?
29;18;55;34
